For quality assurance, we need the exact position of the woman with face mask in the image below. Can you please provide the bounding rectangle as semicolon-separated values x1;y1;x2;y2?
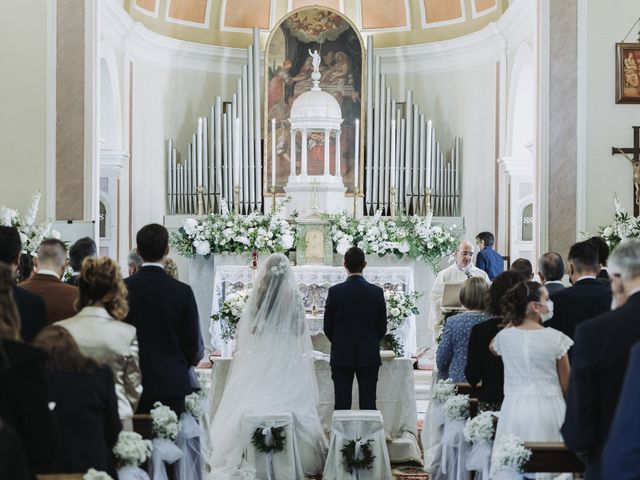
489;281;573;448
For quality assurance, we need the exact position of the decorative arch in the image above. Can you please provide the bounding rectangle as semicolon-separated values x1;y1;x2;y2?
98;43;123;150
506;42;534;158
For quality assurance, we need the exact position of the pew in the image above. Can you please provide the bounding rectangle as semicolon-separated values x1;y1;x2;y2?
523;443;585;473
37;476;83;480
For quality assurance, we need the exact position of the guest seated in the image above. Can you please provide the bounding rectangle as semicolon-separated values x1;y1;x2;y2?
56;257;142;429
436;277;491;382
0;261;58;477
20;239;78;323
562;239;640;478
537;251;566;296
490;281;572;443
510;258;534;280
33;326;121;478
465;270;523;412
474;231;504;281
545;240;611;340
0;226;47;342
66;237;96;286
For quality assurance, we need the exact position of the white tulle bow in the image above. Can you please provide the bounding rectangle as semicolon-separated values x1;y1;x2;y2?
149;438;183;480
175;412;202;480
465;439;492;480
118;465;151;480
440;418;471;480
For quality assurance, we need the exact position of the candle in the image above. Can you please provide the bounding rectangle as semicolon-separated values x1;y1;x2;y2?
390;119;396;189
272;118;276;189
197;118;203;186
234;118;241;186
354;119;360;190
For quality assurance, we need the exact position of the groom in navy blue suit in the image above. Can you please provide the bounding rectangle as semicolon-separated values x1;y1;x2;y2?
324;247;387;410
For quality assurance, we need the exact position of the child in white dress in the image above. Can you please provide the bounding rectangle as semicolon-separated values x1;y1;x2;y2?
491;281;573;443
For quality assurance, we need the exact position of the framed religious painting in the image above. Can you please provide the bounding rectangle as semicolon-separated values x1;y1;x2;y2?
616;43;640;104
264;7;364;194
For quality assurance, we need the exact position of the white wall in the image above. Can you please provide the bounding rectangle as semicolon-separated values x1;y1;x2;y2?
583;0;638;235
130;62;238;235
386;62;497;241
0;1;50;220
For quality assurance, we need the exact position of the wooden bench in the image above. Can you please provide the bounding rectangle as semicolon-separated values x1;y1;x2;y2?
523;442;585;473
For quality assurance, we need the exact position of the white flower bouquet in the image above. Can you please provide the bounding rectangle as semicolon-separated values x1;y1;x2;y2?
170;202;295;258
83;469;114;480
184;391;204;419
211;289;250;341
113;431;153;467
150;402;179;441
599;195;640;249
380;290;421;356
324;211;458;273
431;378;458;405
491;434;532;477
0;192;60;256
443;394;470;421
463;411;495;443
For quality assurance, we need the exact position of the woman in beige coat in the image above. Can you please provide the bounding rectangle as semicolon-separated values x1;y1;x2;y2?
57;257;142;429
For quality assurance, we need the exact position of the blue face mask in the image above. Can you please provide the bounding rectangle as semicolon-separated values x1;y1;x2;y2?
540;300;554;322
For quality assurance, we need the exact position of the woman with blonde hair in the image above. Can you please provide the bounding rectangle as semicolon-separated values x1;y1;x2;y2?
56;256;142;429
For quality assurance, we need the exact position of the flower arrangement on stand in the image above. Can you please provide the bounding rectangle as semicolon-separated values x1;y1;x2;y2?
149;402;182;480
380;290;420;357
170;204;295;258
463;411;496;480
113;431;153;480
0;192;60;256
211;290;250;342
323;211;458;273
599;195;640;249
490;434;532;480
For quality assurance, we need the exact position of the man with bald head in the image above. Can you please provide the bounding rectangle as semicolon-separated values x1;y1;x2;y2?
21;239;78;323
429;240;489;334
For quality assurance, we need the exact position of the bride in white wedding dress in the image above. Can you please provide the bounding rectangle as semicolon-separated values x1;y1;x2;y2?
208;253;327;479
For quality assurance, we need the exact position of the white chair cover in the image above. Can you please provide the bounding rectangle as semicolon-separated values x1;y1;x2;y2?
242;412;305;480
323;410;392;480
175;412;202;480
440;418;470;480
148;438;183;480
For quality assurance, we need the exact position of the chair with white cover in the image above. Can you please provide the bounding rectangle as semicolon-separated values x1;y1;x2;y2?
242;412;305;480
323;410;392;480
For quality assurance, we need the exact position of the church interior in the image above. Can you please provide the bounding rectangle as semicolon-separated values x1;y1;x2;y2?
2;0;640;478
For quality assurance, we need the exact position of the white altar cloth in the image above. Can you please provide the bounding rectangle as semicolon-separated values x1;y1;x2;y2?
206;357;422;465
209;265;417;357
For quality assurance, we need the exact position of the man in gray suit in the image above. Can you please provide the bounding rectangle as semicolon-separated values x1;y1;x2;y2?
537;251;566;295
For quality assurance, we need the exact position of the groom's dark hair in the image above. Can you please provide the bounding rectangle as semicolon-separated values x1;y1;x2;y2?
344;247;366;273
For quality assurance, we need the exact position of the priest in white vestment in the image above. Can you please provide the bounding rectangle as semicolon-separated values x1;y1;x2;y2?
429;240;490;333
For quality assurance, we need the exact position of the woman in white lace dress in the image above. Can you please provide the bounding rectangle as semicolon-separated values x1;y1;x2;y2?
491;281;573;443
208;254;327;479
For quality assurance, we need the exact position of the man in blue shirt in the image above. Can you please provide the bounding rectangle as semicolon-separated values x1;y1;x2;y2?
474;231;503;281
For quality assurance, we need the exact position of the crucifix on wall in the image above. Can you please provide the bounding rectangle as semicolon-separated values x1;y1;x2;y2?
612;126;640;216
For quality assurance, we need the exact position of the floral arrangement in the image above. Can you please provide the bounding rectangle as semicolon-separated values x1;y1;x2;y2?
341;439;375;474
324;211;458;272
0;192;60;256
463;411;495;443
599;195;640;249
83;469;113;480
113;431;153;467
211;289;250;341
490;434;532;476
443;394;470;421
431;378;458;404
184;391;204;419
170;204;295;258
380;290;421;356
150;402;180;441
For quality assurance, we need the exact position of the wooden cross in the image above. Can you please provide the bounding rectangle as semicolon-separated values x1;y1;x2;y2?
612;125;640;216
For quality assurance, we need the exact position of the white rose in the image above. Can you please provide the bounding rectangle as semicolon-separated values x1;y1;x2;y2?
603;226;613;237
398;242;410;254
19;232;28;244
336;237;352;255
194;240;211;256
183;218;198;236
50;229;61;240
390;307;401;317
281;233;294;250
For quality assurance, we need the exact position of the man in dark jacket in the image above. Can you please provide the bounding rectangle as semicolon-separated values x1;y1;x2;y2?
324;247;387;410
